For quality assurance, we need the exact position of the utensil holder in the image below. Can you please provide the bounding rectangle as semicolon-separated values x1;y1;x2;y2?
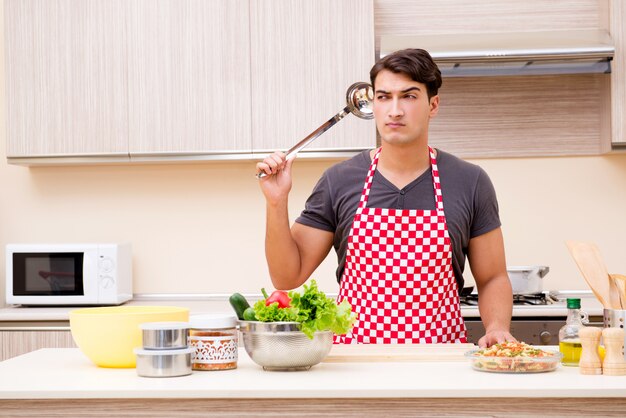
603;309;626;361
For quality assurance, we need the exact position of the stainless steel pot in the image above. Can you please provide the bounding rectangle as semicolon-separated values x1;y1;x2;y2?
508;266;549;294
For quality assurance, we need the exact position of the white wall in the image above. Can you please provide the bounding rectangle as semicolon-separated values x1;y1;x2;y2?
3;143;626;306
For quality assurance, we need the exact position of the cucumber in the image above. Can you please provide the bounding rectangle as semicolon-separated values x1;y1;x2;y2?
243;307;257;321
229;293;251;320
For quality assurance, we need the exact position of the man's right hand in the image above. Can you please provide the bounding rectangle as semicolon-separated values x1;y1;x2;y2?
256;151;294;203
256;151;334;290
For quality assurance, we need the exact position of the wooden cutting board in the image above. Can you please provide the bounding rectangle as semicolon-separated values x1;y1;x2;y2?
323;343;477;363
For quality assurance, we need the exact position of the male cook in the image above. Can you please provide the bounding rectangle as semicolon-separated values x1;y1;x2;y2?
256;48;515;348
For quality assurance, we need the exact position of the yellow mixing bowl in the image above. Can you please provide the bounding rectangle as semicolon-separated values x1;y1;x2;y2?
69;306;189;368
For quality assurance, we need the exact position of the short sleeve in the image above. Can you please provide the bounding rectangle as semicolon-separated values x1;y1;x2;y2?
295;172;336;232
470;169;502;238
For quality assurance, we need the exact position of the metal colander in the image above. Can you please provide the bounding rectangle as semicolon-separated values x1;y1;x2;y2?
238;321;333;371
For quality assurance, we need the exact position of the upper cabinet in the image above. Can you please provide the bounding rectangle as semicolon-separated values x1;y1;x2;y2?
249;0;375;154
5;0;376;164
5;0;129;160
9;0;621;163
609;0;626;146
127;0;252;156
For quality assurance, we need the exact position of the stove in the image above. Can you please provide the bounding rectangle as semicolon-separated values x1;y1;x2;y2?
460;291;560;307
460;290;603;346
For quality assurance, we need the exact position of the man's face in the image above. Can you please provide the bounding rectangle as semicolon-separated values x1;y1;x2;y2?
372;69;439;146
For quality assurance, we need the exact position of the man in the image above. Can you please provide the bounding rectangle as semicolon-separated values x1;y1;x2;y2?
256;48;515;347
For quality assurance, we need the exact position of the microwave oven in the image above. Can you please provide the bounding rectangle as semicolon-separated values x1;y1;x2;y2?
6;243;132;305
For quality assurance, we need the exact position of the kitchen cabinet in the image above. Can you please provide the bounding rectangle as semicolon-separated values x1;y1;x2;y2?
131;0;375;157
0;327;75;362
610;0;626;146
5;0;375;164
128;0;252;156
249;0;375;154
5;0;129;160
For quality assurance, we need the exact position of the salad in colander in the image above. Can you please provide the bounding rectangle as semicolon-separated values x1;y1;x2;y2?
231;279;356;339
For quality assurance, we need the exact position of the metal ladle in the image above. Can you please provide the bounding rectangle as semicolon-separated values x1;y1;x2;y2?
256;82;374;179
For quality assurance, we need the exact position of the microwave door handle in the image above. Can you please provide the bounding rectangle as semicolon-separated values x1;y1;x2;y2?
38;271;76;279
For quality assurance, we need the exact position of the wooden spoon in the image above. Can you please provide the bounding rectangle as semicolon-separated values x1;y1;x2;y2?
566;241;619;309
610;274;626;309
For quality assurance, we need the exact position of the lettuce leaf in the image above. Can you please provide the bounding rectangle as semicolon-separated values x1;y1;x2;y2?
251;279;356;339
289;280;356;339
252;299;297;322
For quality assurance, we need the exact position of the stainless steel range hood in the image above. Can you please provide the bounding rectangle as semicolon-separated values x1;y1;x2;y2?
380;30;614;77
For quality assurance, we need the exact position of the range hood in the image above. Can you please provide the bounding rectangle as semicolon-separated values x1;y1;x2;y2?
380;30;614;77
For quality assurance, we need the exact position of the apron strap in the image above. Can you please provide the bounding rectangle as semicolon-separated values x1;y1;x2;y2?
428;146;445;216
357;148;382;209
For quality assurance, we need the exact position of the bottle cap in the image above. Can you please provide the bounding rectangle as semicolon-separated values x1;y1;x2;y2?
566;298;581;309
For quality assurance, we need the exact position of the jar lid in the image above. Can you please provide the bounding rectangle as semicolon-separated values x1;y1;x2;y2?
139;321;190;331
189;313;237;329
566;298;581;309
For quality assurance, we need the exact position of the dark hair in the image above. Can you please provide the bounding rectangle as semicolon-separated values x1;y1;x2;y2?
370;48;442;98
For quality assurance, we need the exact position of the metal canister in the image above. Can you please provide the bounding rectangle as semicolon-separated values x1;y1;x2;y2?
189;314;238;371
133;347;193;377
140;321;190;350
603;309;626;361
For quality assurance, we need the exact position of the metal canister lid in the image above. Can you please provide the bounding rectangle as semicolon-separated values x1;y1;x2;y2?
567;298;581;309
189;313;237;329
139;321;190;330
133;347;194;356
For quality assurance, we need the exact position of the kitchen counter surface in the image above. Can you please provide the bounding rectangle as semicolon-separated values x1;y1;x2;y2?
0;291;606;322
2;347;626;399
0;347;625;417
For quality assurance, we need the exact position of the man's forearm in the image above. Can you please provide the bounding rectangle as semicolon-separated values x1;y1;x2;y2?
477;274;513;333
265;199;302;289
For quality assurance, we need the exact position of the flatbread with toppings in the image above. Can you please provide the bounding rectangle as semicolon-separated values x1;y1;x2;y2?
475;341;554;358
466;341;562;373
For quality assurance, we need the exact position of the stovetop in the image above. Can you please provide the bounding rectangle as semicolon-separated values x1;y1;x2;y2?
459;290;560;306
458;289;604;319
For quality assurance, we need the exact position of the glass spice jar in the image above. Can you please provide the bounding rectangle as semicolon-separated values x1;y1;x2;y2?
188;314;238;371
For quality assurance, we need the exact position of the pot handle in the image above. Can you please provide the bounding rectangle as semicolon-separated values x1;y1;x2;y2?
535;266;550;278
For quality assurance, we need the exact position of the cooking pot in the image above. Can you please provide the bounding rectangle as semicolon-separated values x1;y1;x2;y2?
508;266;549;295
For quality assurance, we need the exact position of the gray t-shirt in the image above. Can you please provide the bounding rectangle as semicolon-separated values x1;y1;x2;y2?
295;148;501;290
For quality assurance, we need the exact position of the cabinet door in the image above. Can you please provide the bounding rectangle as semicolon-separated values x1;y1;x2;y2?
250;0;376;154
0;330;76;361
610;0;626;146
128;0;252;155
5;0;129;158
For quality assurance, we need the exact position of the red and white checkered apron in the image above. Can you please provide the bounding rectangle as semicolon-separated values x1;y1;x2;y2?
334;146;467;344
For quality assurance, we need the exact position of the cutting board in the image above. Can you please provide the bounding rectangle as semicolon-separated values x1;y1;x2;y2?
323;343;476;363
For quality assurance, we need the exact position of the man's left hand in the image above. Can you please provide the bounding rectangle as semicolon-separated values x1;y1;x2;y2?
477;329;517;348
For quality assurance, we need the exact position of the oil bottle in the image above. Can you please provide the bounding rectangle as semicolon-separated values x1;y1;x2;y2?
558;298;588;366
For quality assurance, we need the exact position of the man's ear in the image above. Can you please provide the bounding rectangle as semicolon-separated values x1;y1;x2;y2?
429;95;440;118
